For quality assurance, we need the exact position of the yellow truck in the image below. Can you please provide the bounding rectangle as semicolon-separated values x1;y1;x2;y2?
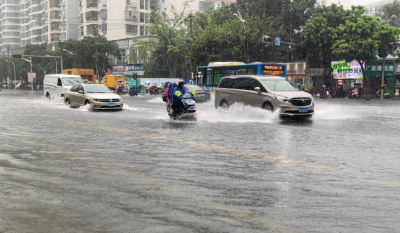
101;75;126;90
62;69;97;84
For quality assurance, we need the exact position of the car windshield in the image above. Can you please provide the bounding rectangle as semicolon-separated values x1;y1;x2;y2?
85;85;111;93
262;80;298;92
63;77;82;86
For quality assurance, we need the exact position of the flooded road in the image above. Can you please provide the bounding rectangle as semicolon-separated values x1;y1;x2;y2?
1;90;399;233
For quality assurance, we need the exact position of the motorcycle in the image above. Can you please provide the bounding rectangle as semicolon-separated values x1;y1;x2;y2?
129;87;138;96
167;93;196;120
148;85;160;95
376;88;390;99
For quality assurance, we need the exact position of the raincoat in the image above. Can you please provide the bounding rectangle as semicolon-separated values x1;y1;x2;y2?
169;84;189;109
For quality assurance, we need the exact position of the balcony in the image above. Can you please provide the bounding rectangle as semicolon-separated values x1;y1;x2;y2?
86;0;99;9
32;35;42;43
86;25;99;36
85;11;99;23
125;10;139;21
49;0;61;9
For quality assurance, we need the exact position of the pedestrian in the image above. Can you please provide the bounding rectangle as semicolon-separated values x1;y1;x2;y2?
312;86;316;96
339;85;344;98
320;85;327;99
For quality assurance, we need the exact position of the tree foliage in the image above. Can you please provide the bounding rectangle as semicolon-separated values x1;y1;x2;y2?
302;4;348;83
331;6;400;92
130;0;193;78
58;35;120;77
137;0;317;78
379;0;400;27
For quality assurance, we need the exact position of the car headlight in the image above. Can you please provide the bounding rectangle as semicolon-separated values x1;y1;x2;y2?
275;95;289;102
93;99;100;102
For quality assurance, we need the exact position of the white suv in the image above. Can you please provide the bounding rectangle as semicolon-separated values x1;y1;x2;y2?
215;75;315;117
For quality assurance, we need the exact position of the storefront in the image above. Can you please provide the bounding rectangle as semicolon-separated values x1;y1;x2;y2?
331;60;363;92
286;62;306;90
366;58;398;97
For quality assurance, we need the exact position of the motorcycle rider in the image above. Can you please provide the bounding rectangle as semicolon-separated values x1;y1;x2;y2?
116;83;124;94
169;79;189;115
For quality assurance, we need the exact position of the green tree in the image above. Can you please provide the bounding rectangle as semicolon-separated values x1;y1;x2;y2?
378;0;400;27
58;35;120;77
302;4;347;84
332;7;381;92
376;23;400;98
132;0;192;78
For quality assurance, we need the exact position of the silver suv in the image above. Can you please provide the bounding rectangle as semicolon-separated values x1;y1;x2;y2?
215;75;314;117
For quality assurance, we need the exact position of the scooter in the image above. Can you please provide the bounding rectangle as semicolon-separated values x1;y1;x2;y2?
167;93;196;120
129;87;138;96
148;85;160;95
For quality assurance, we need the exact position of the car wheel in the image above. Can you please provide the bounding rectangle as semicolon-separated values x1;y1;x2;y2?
46;92;51;99
262;102;274;112
65;98;70;106
220;100;230;109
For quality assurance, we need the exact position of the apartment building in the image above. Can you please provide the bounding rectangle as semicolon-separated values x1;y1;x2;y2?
362;0;394;16
0;0;21;55
316;0;351;9
0;0;79;56
157;0;236;15
79;0;151;41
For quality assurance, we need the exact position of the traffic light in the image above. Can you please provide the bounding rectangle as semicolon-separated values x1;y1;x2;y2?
262;36;272;44
12;54;23;59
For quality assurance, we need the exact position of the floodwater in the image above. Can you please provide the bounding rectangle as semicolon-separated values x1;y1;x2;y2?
0;90;399;233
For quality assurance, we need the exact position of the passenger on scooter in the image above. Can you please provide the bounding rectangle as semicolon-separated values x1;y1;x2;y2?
163;86;169;102
170;79;189;111
116;83;124;94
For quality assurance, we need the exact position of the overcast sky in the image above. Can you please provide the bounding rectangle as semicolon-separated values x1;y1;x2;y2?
352;0;376;5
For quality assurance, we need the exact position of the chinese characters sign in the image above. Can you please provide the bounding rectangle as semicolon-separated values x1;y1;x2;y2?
332;60;364;80
262;65;286;76
366;60;395;78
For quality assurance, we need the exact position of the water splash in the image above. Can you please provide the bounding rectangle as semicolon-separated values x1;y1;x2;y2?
313;103;359;120
197;103;280;124
123;104;142;111
148;97;163;103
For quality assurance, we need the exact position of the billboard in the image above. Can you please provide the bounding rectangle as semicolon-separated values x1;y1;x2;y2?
366;60;395;78
27;73;36;83
332;60;364;80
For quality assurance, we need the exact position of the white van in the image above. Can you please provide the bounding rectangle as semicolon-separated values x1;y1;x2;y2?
43;74;83;99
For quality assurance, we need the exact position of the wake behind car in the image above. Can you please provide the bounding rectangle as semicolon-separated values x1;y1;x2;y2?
64;84;123;110
215;75;314;117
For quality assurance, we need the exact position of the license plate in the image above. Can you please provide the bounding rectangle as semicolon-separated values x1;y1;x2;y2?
298;108;308;113
107;103;116;107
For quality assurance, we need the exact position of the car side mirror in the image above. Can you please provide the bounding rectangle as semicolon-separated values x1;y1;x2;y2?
78;90;84;94
254;87;261;93
57;82;62;87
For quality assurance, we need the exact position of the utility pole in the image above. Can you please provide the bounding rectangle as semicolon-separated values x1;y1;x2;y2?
5;60;16;90
91;33;103;82
188;12;194;38
381;57;386;99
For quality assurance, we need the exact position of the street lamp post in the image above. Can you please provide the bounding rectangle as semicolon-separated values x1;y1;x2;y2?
23;58;33;91
61;49;74;72
233;12;248;63
5;60;16;90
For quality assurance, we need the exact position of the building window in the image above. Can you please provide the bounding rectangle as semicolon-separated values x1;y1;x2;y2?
126;24;138;35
